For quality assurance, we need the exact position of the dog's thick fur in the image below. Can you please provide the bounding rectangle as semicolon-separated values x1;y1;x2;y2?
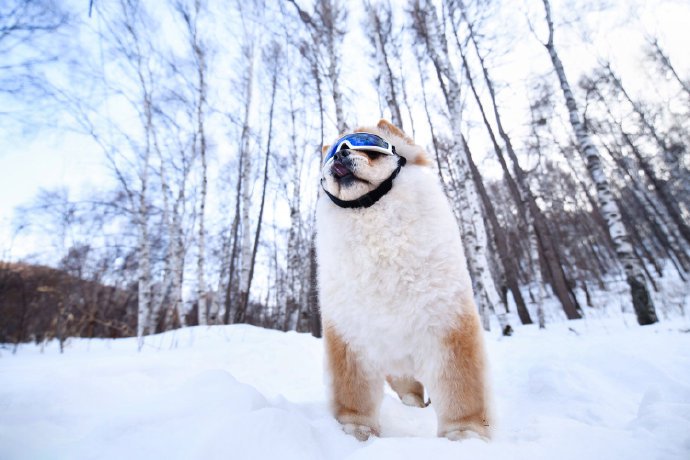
316;120;491;441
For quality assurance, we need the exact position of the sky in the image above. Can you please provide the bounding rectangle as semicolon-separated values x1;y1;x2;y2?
1;0;689;262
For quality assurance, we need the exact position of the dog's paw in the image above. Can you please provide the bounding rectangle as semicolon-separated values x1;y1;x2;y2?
400;393;427;408
342;423;378;441
443;428;489;442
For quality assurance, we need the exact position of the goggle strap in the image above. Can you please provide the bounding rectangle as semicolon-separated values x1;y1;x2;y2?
322;154;406;209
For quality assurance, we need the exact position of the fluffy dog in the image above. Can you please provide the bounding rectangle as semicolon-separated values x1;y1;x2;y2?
316;120;491;441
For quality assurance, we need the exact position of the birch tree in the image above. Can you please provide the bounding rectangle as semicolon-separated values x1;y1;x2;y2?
601;63;690;248
540;0;658;325
411;0;507;331
581;71;690;276
170;0;211;326
449;0;582;322
281;24;308;332
287;0;348;133
232;40;256;324
228;0;262;324
86;0;160;348
238;42;280;323
364;0;403;129
447;2;532;325
154;107;193;332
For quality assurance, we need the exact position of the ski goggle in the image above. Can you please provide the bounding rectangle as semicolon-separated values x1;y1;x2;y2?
324;133;395;164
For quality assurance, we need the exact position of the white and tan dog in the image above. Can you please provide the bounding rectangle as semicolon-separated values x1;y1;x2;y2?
316;120;491;441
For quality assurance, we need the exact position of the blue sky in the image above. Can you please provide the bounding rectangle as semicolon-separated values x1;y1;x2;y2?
1;0;689;261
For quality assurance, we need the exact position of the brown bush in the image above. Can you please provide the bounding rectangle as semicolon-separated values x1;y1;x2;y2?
0;262;137;345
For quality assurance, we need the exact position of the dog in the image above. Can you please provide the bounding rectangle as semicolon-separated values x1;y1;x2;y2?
316;120;491;441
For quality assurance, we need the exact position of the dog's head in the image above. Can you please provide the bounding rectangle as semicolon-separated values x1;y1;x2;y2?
320;120;429;203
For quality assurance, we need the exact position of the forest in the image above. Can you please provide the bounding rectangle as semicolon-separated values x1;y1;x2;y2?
1;0;689;349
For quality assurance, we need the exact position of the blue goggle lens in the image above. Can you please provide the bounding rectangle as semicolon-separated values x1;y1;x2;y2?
324;133;390;164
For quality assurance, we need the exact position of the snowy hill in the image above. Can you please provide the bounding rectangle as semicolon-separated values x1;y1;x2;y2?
2;317;690;460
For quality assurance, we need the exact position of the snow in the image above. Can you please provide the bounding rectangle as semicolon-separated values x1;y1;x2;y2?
2;317;690;459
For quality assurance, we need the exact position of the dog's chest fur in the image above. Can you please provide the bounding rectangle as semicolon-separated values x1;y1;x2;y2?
316;166;473;377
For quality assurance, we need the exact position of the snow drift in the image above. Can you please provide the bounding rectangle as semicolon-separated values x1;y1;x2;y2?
1;317;690;459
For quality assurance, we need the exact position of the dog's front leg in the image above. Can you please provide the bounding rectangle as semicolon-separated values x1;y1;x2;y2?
324;324;383;441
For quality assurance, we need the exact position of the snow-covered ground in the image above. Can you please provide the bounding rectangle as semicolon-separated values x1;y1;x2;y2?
2;316;690;460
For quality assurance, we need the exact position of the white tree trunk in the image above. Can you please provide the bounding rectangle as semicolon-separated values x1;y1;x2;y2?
196;96;208;326
284;167;302;330
327;41;347;133
527;206;547;328
159;182;185;331
176;1;210;327
367;4;403;129
283;44;304;331
136;214;152;349
238;43;256;321
197;143;208;326
136;58;156;349
414;0;502;330
136;135;152;350
542;0;658;325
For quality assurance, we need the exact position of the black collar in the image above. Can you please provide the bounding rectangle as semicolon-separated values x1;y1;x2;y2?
322;155;407;209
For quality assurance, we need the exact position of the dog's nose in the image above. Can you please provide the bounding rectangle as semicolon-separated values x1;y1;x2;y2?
334;149;350;161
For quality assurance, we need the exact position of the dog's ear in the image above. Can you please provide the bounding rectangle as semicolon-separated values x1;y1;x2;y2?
321;144;331;163
377;119;415;145
377;119;430;166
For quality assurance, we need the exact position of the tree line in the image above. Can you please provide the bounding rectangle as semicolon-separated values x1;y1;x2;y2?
1;0;688;348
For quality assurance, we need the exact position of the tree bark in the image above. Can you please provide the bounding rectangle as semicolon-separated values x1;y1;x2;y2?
366;1;403;129
183;2;209;327
238;46;279;323
604;65;690;247
411;0;505;330
449;11;532;325
452;1;582;322
541;0;658;325
236;42;256;324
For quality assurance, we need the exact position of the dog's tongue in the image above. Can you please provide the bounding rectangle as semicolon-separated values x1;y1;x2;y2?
331;161;350;178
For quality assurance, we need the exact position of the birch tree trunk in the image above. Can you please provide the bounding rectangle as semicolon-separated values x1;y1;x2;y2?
286;0;346;335
158;166;186;332
462;135;514;334
135;108;153;347
411;0;504;330
283;44;304;331
396;44;417;139
196;110;208;325
287;0;348;133
223;211;241;324
134;22;155;350
323;0;348;134
366;1;403;129
156;135;173;331
448;11;531;326
136;188;152;349
541;0;658;325
414;51;447;194
586;80;690;273
238;42;280;323
179;1;210;327
235;42;256;324
599;133;689;276
603;64;690;247
453;3;582;321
